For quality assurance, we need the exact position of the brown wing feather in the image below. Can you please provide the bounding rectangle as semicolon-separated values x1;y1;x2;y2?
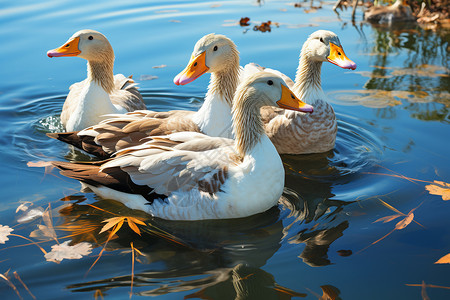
51;160;165;203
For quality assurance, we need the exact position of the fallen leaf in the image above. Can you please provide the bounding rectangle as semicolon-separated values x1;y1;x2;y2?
16;202;33;213
170;20;181;23
253;21;272;32
0;225;14;244
45;241;92;263
100;217;125;234
435;253;450;264
140;75;158;81
425;181;450;200
240;17;250;26
17;208;44;223
395;212;414;230
30;224;57;241
210;3;222;8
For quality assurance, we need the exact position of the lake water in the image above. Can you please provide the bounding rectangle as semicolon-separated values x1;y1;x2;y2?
1;0;449;299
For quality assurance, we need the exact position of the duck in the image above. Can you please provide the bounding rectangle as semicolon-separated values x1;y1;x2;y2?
242;30;356;154
51;72;314;221
47;29;145;132
364;0;416;24
47;33;241;157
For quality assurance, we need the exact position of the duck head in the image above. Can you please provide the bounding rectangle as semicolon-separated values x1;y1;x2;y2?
304;30;356;70
237;72;314;114
47;29;114;62
174;33;239;85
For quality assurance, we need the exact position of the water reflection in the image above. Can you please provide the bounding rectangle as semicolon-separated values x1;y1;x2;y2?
328;23;449;124
55;196;309;298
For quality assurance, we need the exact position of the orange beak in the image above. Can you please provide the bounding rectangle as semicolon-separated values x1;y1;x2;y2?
173;52;209;85
327;42;356;70
47;37;81;58
277;85;314;113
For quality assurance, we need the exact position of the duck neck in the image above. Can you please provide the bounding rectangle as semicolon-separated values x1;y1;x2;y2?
232;94;265;158
193;63;240;138
206;62;240;107
293;51;324;104
86;56;115;94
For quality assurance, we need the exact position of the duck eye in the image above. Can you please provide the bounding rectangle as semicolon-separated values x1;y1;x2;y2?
213;46;218;51
88;36;93;40
267;80;273;86
319;37;324;43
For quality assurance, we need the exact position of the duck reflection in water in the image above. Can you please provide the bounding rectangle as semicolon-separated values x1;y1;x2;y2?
280;149;359;267
56;196;309;298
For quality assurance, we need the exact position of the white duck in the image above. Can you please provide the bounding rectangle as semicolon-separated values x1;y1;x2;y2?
243;30;357;154
51;72;313;220
47;33;241;157
47;29;145;132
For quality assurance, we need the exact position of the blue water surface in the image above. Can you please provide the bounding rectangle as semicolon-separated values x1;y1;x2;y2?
0;1;449;299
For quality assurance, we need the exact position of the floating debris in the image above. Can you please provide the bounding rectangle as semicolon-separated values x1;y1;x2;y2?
140;75;158;81
240;17;250;26
253;20;278;32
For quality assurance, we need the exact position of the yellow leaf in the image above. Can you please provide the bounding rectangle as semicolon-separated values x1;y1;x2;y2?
100;217;125;234
127;216;146;226
126;218;141;236
395;212;414;230
435;253;450;264
425;181;450;200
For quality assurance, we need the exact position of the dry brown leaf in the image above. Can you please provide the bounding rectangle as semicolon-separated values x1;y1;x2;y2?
435;253;450;264
240;17;250;26
395;212;414;230
253;21;272;32
425;181;450;200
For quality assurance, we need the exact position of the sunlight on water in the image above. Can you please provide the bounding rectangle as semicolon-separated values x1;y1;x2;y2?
0;0;449;299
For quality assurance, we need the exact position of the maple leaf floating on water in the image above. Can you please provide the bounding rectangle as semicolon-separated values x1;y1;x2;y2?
253;21;279;32
45;241;92;263
239;17;250;26
0;225;14;244
425;180;450;201
435;253;450;264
